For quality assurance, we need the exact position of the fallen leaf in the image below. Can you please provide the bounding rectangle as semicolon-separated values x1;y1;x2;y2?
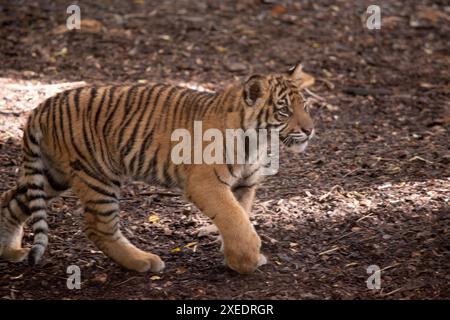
184;242;197;248
171;247;181;253
271;5;287;15
148;213;159;224
52;19;103;34
224;61;247;73
91;273;108;284
150;275;161;281
176;266;188;274
215;46;227;54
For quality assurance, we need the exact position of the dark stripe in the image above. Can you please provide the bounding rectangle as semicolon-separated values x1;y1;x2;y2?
23;149;39;159
136;85;166;175
120;87;148;158
84;225;119;237
80;179;117;198
45;96;53;140
24;165;44;175
193;93;212;120
160;86;178;131
58;91;71;152
86;198;117;204
73;87;83;117
161;159;173;187
85;207;118;217
170;89;190;130
33;227;48;234
7;215;20;225
28;131;38;145
232;183;256;191
44;169;69;191
16;185;27;194
27;194;46;201
27;183;44;190
69;158;112;191
95;214;119;225
9;198;30;217
214;169;230;187
116;85;141;143
226;163;237;178
29;216;45;225
51;96;61;152
94;87;111;128
201;94;217;117
240;107;246;129
32;242;46;247
29;205;46;212
104;88;127;139
85;88;99;155
186;92;205;126
143;144;160;179
256;108;265;129
242;166;260;179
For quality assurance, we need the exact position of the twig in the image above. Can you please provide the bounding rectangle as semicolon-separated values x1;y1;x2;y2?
319;246;340;255
317;78;335;90
113;276;138;287
408;156;433;164
0;111;23;116
383;287;404;297
380;263;400;272
318;185;343;201
329;231;354;244
356;212;375;222
304;88;327;101
138;191;181;197
342;168;366;178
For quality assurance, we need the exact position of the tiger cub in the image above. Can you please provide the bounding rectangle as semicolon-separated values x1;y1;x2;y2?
0;64;314;274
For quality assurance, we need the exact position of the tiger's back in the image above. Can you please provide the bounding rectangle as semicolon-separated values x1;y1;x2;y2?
33;84;223;188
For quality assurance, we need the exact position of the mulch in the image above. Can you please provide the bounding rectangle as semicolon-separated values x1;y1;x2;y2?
0;0;449;299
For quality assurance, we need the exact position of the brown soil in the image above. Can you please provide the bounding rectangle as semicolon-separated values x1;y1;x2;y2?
0;0;449;299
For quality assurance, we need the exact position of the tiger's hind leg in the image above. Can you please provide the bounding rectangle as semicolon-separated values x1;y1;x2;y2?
72;176;165;273
0;168;68;263
0;186;31;262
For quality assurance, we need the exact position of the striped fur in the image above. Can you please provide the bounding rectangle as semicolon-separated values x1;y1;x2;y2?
0;64;314;274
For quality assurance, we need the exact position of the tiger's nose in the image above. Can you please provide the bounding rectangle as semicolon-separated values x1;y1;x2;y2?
301;128;312;136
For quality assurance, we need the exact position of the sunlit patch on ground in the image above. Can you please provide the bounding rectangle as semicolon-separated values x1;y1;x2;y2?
0;78;86;140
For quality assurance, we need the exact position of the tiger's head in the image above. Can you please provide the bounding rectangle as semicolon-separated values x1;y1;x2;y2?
241;63;315;153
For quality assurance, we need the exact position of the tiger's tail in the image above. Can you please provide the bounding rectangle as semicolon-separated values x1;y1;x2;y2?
22;118;50;266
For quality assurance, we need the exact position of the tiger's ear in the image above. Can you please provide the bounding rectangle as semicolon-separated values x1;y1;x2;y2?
243;75;264;106
288;63;315;89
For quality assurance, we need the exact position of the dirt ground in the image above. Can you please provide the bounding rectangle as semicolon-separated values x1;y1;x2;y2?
0;0;449;299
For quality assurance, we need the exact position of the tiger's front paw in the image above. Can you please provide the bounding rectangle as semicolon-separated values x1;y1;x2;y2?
223;230;265;274
197;224;219;237
129;252;165;273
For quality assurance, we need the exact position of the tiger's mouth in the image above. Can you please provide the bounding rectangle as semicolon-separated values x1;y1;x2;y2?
281;133;311;153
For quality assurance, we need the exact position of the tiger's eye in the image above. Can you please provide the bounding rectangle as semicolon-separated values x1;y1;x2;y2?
278;106;289;117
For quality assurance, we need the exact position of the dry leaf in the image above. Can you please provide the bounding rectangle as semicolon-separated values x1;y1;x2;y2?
171;247;181;253
91;273;108;284
52;19;103;34
271;5;287;15
176;266;188;274
184;242;197;248
148;213;159;224
150;275;161;281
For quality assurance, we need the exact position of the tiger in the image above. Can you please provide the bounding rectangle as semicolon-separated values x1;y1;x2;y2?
0;63;315;274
